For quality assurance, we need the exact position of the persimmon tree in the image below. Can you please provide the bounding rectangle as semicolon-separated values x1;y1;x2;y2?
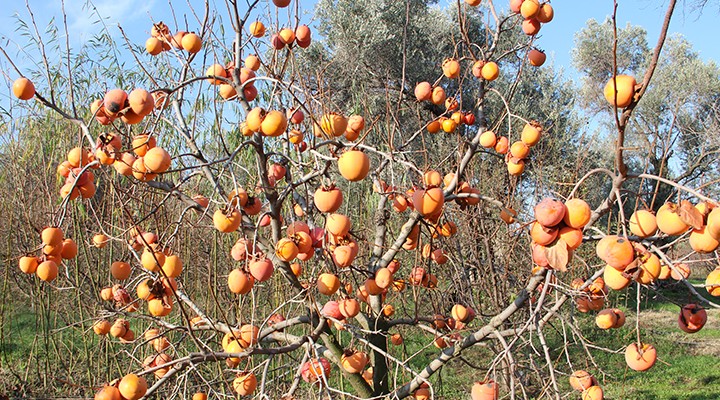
3;0;719;399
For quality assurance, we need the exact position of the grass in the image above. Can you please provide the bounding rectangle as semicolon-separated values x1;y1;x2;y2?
0;306;38;363
381;285;720;399
0;304;44;397
1;291;719;399
579;307;720;400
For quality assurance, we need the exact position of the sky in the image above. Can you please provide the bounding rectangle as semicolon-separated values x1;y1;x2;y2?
540;0;719;76
0;0;717;96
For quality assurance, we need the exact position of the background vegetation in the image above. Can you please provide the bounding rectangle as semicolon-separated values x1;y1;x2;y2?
0;0;719;399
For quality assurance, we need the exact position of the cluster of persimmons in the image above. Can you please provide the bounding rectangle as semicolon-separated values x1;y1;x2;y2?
9;0;720;399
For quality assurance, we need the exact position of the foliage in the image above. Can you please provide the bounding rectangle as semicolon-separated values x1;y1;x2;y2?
1;1;719;399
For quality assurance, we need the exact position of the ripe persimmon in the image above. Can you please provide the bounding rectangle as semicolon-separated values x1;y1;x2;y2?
441;118;458;133
629;209;657;238
249;21;265;37
35;260;58;282
569;371;594;391
706;207;720;239
528;49;546;67
12;77;35;100
232;372;257;396
635;250;661;284
507;159;525;176
603;265;631;290
19;256;39;274
148;298;172;316
275;238;299;262
346;115;365;140
412;188;445;217
451;304;475;323
581;386;604;400
481;61;499;81
162;254;183;278
113;153;136;176
336;298;358;319
470;380;498;400
143;147;171;173
141;248;165;272
471;60;484;78
206;64;227;85
260;110;288;137
625;342;657;371
94;385;121;400
494;136;509;154
509;141;530;159
128;88;154;116
530;222;558;245
678;303;707;333
414;81;432;101
131;134;156;157
278;28;295;45
338;150;370;182
217;84;236;100
110;261;131;280
228;269;254;294
706;268;720;296
181;33;202;53
537;3;554;23
656;203;689;235
595;309;618;329
213;208;241;233
317;273;340;295
563;198;591;228
118;374;147;400
67;147;89;168
145;37;163;55
670;263;691;281
558;226;583;250
520;0;540;18
479;130;497;148
441;58;460;79
103;89;128;115
431;86;446;105
390;333;403;345
249;258;274;282
317;113;348;137
611;308;626;328
41;227;63;247
534;198;566;227
341;350;368;374
604;74;636;108
596;235;634;270
521;121;543;146
296;24;312;47
522;18;541;35
689;225;719;253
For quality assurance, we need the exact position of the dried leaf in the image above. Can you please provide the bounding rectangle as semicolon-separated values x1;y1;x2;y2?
546;239;569;272
500;207;517;224
678;200;703;230
623;264;641;280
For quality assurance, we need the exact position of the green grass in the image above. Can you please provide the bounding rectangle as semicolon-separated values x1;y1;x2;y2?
380;289;720;399
2;294;718;399
0;306;39;364
599;354;720;400
555;294;720;400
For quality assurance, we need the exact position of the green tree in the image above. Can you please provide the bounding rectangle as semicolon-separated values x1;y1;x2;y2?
573;18;720;205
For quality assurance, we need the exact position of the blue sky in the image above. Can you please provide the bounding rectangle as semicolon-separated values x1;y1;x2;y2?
0;0;717;93
541;1;718;75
